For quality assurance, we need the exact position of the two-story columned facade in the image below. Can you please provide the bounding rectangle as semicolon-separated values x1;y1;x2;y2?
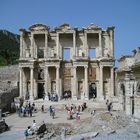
19;23;115;101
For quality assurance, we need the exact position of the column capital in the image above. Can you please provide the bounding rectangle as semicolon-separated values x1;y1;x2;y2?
30;67;34;69
84;66;88;69
100;65;103;69
73;66;77;70
56;65;60;69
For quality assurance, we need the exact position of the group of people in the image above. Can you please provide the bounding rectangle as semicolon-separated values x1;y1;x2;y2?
17;102;36;117
48;92;58;102
65;102;87;122
24;120;38;137
63;90;72;100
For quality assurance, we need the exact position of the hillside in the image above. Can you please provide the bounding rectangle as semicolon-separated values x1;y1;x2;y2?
0;30;20;66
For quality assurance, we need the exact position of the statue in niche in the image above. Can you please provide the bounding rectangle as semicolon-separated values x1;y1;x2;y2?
104;48;110;57
38;69;44;80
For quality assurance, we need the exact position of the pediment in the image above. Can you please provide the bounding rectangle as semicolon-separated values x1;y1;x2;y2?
29;24;49;31
86;23;101;29
55;23;72;30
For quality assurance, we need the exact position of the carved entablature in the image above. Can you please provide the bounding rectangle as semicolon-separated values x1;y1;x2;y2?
55;23;76;33
73;61;88;67
29;24;49;31
19;62;34;68
100;61;114;67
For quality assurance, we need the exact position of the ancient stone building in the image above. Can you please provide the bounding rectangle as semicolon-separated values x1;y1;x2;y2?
19;23;115;101
117;47;140;118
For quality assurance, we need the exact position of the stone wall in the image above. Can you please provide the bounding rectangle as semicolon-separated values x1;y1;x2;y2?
0;65;19;91
0;87;19;112
0;65;19;112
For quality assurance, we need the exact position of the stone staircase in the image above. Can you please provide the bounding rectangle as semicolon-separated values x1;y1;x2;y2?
32;98;108;111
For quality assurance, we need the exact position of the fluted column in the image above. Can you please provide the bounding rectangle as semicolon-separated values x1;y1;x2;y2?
84;66;88;100
30;67;34;101
99;65;104;100
85;32;88;57
99;33;102;57
31;33;34;58
56;33;59;58
73;31;76;59
45;66;49;100
56;66;60;99
19;67;23;97
20;33;23;58
111;67;114;96
45;33;48;59
72;66;77;100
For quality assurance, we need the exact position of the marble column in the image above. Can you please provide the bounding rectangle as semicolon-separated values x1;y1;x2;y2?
31;33;34;58
72;66;77;100
56;66;60;99
30;67;34;101
56;33;59;58
20;34;23;58
111;67;114;96
84;66;89;100
99;33;102;57
45;33;48;58
45;66;49;100
99;65;104;100
109;30;114;57
85;32;88;57
73;32;76;58
19;67;23;98
22;69;27;99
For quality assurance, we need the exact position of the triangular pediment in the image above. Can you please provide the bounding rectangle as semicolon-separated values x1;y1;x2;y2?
86;23;101;29
55;23;73;30
29;24;49;31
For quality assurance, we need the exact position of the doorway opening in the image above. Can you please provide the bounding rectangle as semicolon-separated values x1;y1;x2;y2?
38;83;45;99
89;82;97;99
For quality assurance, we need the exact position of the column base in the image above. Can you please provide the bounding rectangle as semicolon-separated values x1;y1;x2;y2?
72;95;77;100
29;96;34;102
84;96;89;100
45;96;49;101
97;96;105;101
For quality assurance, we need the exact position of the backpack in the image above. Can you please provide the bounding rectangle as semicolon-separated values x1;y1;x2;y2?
24;129;29;136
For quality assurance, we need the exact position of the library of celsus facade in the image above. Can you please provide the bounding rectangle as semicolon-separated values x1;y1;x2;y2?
19;23;115;101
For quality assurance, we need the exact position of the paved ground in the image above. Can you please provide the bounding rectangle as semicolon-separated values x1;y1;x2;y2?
0;100;140;140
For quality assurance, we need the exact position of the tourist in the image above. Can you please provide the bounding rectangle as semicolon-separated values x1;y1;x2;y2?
32;120;38;132
108;102;113;112
77;105;81;112
76;112;80;123
24;126;33;137
52;107;55;119
41;105;44;112
49;105;53;116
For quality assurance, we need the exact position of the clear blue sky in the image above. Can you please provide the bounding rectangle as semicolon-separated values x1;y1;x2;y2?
0;0;140;64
